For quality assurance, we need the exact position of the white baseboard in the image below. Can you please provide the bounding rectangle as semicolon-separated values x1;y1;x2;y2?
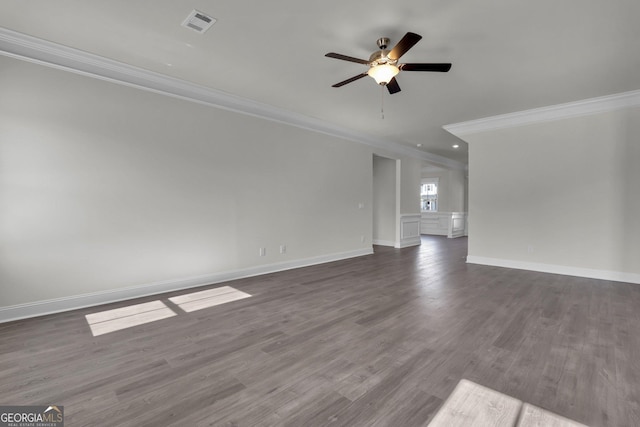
420;231;448;236
467;256;640;285
0;247;373;324
372;239;396;247
395;236;421;248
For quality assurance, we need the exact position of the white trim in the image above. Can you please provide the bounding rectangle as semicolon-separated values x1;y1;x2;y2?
395;236;421;248
397;214;422;248
0;248;372;324
466;256;640;285
443;90;640;137
421;230;448;236
372;239;396;247
420;211;451;236
0;27;465;170
447;212;466;239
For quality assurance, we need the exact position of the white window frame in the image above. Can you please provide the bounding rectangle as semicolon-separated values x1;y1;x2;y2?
421;177;439;212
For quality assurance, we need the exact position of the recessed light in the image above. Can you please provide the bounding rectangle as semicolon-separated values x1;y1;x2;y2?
416;144;423;147
452;144;459;149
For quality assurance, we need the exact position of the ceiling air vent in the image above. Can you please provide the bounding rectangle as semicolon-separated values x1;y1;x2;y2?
182;10;216;34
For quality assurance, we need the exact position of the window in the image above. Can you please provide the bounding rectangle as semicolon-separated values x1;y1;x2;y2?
421;180;438;212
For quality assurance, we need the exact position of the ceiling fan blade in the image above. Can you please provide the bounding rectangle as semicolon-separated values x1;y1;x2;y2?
332;73;368;87
386;77;401;94
325;52;370;65
400;63;452;72
388;32;422;60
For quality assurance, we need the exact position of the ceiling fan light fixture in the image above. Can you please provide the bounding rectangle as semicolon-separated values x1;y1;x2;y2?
367;64;399;85
326;32;451;93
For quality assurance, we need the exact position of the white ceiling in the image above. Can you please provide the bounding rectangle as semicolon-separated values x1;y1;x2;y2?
1;0;639;166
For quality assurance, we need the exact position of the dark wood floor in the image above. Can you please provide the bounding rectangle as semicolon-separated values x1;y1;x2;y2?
1;236;639;426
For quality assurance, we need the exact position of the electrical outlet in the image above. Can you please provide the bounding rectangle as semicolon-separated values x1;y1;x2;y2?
527;245;534;253
259;247;266;257
280;245;286;254
361;235;366;243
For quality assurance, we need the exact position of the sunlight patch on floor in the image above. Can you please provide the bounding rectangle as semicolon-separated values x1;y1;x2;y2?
169;286;251;313
85;300;176;336
85;287;252;336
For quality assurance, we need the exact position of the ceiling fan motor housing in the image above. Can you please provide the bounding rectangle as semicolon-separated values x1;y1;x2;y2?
369;49;394;65
376;37;390;50
370;38;396;66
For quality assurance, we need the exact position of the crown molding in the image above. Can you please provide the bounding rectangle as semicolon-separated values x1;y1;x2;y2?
443;89;640;138
0;27;465;170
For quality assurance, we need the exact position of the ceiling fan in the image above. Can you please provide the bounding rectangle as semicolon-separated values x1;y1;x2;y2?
325;32;451;94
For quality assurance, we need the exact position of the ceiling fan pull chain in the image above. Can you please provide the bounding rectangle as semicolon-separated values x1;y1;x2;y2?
381;85;385;119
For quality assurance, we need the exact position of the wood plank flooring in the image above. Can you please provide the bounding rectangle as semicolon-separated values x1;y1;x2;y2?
1;236;640;426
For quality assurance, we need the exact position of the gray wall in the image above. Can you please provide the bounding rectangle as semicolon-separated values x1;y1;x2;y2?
0;56;380;308
372;155;396;245
421;168;467;212
464;107;640;280
400;156;423;214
